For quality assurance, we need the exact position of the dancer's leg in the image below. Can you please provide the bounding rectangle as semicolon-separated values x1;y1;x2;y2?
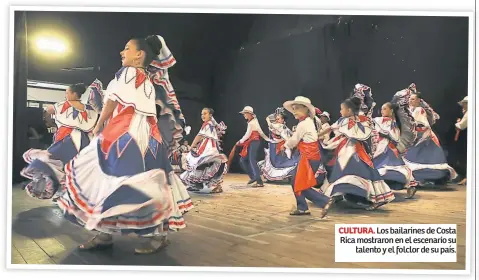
248;141;263;185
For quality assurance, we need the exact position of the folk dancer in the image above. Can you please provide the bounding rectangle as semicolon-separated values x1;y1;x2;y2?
181;108;228;194
21;83;99;200
281;96;333;217
319;97;394;210
57;35;192;254
454;96;468;185
372;102;417;198
403;91;457;186
237;106;271;187
258;107;299;182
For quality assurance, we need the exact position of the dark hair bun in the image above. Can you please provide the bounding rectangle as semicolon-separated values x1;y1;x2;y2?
145;35;162;56
204;107;215;115
349;96;362;107
70;83;86;96
413;92;423;99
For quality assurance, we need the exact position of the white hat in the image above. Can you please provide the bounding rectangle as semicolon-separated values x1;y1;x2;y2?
239;106;255;115
320;111;330;120
458;96;468;105
283;96;316;118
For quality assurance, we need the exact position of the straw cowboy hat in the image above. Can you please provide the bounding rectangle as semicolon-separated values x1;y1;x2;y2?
320;111;331;121
458;96;468;105
283;96;316;118
239;106;255;115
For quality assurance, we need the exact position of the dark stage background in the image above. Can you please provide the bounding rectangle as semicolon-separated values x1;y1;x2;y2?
14;12;469;181
212;15;469;173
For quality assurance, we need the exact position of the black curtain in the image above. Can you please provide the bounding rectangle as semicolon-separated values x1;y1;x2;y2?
212;15;469;173
12;11;28;183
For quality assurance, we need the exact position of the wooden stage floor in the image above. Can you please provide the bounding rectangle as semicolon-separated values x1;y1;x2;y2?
10;174;467;270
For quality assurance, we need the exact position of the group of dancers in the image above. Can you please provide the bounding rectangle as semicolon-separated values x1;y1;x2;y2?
19;34;466;255
176;83;462;217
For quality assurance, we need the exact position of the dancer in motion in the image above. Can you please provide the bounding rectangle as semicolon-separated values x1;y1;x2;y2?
403;90;457;186
258;107;299;182
318;111;331;143
319;96;394;210
372;102;417;198
180;108;228;194
21;83;99;200
281;96;332;217
454;96;468;185
57;35;192;254
237;106;271;187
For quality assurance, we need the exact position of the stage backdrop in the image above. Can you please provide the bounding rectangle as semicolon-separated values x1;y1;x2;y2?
211;15;469;173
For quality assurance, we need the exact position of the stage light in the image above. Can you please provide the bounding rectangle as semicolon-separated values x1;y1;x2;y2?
35;37;67;53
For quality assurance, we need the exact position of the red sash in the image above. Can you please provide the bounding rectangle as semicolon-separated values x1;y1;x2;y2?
294;141;321;195
276;140;285;155
239;131;260;158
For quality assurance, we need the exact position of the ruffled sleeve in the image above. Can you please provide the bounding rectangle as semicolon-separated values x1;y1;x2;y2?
198;121;218;140
412;107;430;128
53;101;98;132
373;117;400;143
146;35;186;155
149;68;186;155
106;67;157;116
332;116;372;141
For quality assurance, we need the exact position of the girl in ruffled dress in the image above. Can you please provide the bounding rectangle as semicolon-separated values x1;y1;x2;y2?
180;108;228;194
372;102;417;198
57;35;192;254
21;83;98;200
258;107;299;182
319;97;395;210
403;91;457;186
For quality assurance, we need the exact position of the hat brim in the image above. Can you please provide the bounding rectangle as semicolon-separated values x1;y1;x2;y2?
239;110;255;115
320;114;330;120
283;100;316;118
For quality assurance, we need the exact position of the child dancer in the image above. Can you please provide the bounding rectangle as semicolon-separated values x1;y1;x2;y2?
237;106;271;187
281;96;333;217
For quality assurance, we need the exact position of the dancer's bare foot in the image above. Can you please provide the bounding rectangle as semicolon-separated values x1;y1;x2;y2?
458;178;467;185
